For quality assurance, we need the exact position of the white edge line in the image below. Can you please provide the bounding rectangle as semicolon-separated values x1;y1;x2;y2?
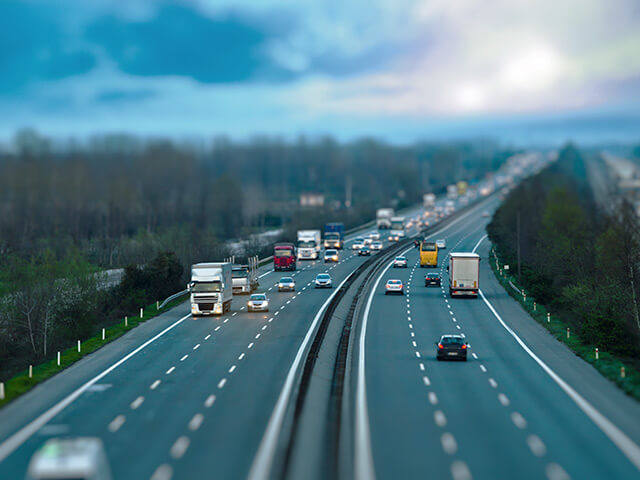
247;274;352;480
0;313;191;462
479;289;640;471
472;233;488;253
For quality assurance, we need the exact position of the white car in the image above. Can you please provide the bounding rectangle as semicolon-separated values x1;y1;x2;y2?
369;232;381;240
388;234;400;242
363;237;373;246
324;249;339;263
315;273;332;288
436;239;447;249
393;256;408;268
247;293;269;312
352;238;365;250
371;241;383;250
385;279;404;295
27;437;112;480
278;277;296;292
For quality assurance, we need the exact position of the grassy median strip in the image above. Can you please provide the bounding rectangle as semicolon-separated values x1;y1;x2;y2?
489;246;640;401
0;294;188;408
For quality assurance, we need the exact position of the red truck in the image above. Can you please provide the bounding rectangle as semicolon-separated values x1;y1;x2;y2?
274;243;297;271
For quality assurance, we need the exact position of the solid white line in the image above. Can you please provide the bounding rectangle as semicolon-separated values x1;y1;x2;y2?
0;312;191;462
248;274;352;480
472;234;488;253
108;415;125;433
258;270;273;279
480;289;640;470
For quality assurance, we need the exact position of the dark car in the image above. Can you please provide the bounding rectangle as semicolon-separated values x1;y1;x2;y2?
436;335;468;361
425;273;441;287
358;246;371;256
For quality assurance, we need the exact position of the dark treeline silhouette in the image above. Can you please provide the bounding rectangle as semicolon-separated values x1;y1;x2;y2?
488;144;640;361
1;129;513;267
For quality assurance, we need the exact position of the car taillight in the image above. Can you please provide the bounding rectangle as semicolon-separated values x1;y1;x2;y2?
461;344;467;349
438;344;444;349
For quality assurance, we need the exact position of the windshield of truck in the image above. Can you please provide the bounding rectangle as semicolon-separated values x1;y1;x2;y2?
232;269;248;278
192;281;222;293
325;233;339;239
275;249;293;257
298;241;316;248
391;221;404;230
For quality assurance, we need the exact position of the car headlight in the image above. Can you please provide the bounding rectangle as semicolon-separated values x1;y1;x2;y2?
248;301;253;306
263;301;269;306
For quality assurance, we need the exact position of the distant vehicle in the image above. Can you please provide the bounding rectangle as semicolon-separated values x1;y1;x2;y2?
369;231;381;240
352;237;365;250
425;273;441;287
324;223;345;249
359;246;371;256
297;230;321;260
232;258;259;294
457;181;468;196
385;279;404;295
274;243;297;271
447;184;458;199
436;335;468;361
420;241;438;267
449;252;480;297
388;233;400;242
315;273;332;288
444;200;455;214
363;237;373;246
247;293;269;312
436;239;447;249
371;241;383;250
393;256;408;268
324;249;339;263
376;208;394;229
190;263;233;316
390;216;406;240
26;437;112;480
278;277;296;292
423;193;436;209
482;211;490;218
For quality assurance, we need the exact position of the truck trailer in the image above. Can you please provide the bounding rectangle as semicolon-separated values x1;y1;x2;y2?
190;262;233;316
448;253;480;297
376;208;394;229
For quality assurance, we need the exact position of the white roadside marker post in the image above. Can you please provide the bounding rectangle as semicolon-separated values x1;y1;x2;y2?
102;328;105;341
57;352;61;366
77;340;81;353
621;367;626;379
547;312;550;323
29;365;33;378
125;316;128;327
0;382;4;400
595;348;599;360
140;307;143;319
567;328;570;339
533;302;537;311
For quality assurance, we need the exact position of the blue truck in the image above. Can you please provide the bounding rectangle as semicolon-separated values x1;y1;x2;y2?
323;223;345;249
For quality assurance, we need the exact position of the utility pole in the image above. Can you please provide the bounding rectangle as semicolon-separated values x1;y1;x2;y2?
517;211;522;284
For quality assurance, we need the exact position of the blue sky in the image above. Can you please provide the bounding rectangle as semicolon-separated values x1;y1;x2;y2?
1;0;640;145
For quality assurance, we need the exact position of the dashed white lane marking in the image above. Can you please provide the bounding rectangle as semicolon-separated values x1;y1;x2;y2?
412;341;418;348
527;435;547;457
410;332;415;338
419;363;425;371
193;344;200;350
239;353;246;360
472;353;478;360
489;378;498;388
428;392;438;405
224;319;229;323
188;413;204;432
545;463;571;480
441;433;458;454
255;333;261;339
204;395;216;408
262;325;268;331
248;342;254;349
215;326;221;331
150;380;161;390
286;300;291;305
415;352;421;358
166;366;175;375
456;325;461;330
274;311;280;316
150;464;173;480
130;396;144;410
180;354;188;362
511;412;527;429
268;317;273;322
280;305;285;310
480;364;487;373
108;415;125;433
229;365;236;373
451;460;472;480
205;334;211;340
170;436;190;459
232;312;238;316
452;318;457;322
434;410;447;427
218;378;227;389
408;324;413;329
423;376;431;386
449;311;454;315
498;393;510;406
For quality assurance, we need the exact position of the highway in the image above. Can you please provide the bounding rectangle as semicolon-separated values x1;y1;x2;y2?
1;184;640;480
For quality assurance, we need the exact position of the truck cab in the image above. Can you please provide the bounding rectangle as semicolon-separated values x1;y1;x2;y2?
274;243;297;271
297;230;321;260
190;262;233;315
232;257;258;294
324;223;345;249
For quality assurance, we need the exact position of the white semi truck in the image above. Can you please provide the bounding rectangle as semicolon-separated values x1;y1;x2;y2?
376;208;394;229
297;230;322;260
189;262;233;315
232;256;259;294
448;253;480;297
423;193;436;209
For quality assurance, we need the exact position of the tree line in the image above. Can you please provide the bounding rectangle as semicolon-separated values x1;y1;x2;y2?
488;144;640;360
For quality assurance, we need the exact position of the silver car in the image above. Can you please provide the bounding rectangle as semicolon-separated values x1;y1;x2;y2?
247;293;269;312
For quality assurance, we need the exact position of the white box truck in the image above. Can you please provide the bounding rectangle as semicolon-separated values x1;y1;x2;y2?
376;208;394;229
389;216;406;240
448;253;480;297
189;262;233;315
297;230;321;260
423;193;436;209
447;184;458;200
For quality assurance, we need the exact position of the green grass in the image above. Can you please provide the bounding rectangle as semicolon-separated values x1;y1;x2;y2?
489;247;640;401
0;294;189;408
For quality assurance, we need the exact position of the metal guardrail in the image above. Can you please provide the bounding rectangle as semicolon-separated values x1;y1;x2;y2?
159;289;189;309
